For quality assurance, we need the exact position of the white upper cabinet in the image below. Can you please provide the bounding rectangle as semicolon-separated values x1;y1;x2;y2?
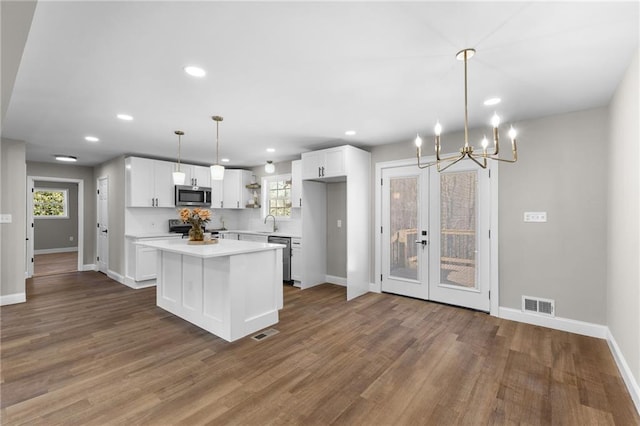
183;164;211;188
291;160;302;208
210;179;224;209
126;157;175;207
222;169;252;209
301;146;348;180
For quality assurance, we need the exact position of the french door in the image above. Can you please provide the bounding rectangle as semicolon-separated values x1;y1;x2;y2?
381;162;491;312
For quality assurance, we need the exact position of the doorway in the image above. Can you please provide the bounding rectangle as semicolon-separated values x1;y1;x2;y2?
26;176;85;278
377;159;497;313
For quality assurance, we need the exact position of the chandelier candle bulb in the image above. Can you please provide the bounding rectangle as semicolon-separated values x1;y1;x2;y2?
491;113;500;128
414;134;423;148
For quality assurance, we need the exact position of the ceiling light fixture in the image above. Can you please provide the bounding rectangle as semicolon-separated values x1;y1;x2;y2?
414;48;517;172
265;160;275;174
85;136;99;142
345;130;356;136
221;158;230;163
172;130;186;185
266;148;275;153
184;66;206;77
55;155;77;162
483;97;501;106
117;114;133;121
210;116;225;181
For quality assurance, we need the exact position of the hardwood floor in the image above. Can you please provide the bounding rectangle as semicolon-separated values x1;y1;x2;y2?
33;252;77;276
1;272;638;425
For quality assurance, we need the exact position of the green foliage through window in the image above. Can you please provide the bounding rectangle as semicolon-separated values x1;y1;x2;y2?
34;189;68;218
264;176;292;218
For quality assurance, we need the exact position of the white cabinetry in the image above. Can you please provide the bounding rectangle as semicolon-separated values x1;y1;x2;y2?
238;233;269;243
301;147;347;180
126;157;175;207
221;232;238;240
291;238;302;282
223;169;252;209
183;165;211;188
301;145;371;301
291;160;302;208
210;180;224;208
125;234;182;287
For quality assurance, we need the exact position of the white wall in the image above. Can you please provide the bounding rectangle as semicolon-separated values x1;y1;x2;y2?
607;50;639;394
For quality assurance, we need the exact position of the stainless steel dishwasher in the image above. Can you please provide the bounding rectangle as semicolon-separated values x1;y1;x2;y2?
268;236;291;282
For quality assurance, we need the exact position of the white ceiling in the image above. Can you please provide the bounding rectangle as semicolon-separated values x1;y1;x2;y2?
3;1;638;168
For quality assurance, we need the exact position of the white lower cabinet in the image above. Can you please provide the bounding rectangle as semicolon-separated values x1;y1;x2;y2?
291;238;302;282
126;235;182;286
221;232;238;240
238;233;269;243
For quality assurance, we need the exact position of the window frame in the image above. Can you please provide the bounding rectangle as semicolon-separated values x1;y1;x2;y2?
261;173;292;220
33;187;69;219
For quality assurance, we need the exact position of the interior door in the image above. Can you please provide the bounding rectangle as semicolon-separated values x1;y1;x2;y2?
97;176;109;274
428;162;491;312
381;165;429;299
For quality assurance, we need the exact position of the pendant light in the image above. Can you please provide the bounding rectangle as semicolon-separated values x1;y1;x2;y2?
172;130;186;185
265;160;275;174
210;115;225;180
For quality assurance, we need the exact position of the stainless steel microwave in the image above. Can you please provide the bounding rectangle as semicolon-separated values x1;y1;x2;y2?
175;185;212;207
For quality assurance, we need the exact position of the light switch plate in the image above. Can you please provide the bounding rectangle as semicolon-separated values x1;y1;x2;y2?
337;219;342;228
0;214;12;223
524;212;547;222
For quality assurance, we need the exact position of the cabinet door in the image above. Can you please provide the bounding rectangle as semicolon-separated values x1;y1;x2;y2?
193;165;211;187
210;179;224;208
127;157;156;207
239;234;269;243
301;151;325;180
291;160;302;208
154;160;176;207
135;246;157;281
223;170;241;209
323;147;347;178
291;239;302;281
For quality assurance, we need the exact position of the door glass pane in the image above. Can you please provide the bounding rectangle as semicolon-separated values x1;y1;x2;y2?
389;177;418;280
440;171;477;288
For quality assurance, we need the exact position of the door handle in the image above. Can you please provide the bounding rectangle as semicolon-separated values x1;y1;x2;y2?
102;229;108;234
415;240;428;246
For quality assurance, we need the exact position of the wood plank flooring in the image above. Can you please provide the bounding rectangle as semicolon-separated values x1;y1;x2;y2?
33;252;77;276
1;272;638;425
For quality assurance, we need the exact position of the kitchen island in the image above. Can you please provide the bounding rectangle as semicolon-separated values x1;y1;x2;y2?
136;238;285;342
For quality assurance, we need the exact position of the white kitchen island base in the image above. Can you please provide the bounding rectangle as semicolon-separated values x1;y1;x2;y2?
139;239;284;342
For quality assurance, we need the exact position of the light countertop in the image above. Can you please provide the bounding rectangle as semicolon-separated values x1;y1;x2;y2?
217;229;301;239
136;238;286;258
125;232;183;239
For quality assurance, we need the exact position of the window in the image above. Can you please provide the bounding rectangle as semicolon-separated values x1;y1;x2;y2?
262;174;292;218
34;188;68;218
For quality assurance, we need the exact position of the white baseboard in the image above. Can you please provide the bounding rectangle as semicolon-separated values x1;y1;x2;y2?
123;275;156;289
606;329;640;414
498;307;608;339
34;247;78;255
0;293;26;306
325;275;346;286
83;264;96;271
107;270;125;285
369;282;380;293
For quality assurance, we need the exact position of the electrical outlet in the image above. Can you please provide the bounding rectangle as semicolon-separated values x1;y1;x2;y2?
0;214;12;223
69;236;74;241
524;212;547;222
337;219;342;228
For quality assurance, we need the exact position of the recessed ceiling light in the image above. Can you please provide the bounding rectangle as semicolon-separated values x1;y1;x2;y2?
85;136;99;142
345;130;356;136
117;114;133;121
266;148;275;153
55;155;77;162
221;158;230;163
184;66;206;77
483;98;501;106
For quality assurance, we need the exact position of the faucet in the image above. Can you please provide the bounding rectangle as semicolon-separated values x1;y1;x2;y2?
264;214;277;232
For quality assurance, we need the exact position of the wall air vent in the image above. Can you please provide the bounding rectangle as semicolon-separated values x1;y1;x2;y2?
522;296;555;317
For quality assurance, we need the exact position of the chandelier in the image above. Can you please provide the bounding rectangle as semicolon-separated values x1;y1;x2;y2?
210;116;225;181
415;48;518;172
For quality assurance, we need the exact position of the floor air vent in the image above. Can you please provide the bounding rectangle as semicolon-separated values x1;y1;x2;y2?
251;328;279;341
522;296;555;317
